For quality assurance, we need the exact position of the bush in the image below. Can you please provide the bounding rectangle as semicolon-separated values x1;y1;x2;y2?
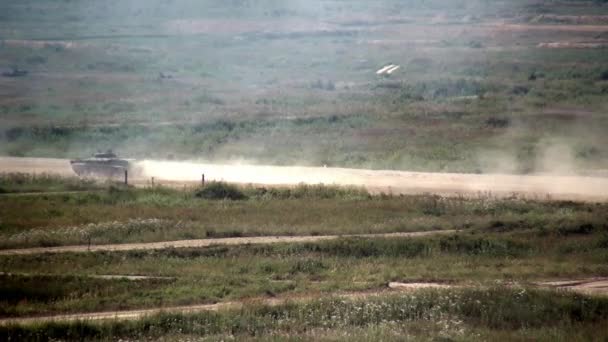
485;117;510;128
195;182;247;200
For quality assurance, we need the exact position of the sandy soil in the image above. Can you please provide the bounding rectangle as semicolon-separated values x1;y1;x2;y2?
3;157;607;201
538;41;608;49
530;15;608;25
0;272;173;281
0;230;457;256
536;278;608;296
489;23;608;33
388;278;608;296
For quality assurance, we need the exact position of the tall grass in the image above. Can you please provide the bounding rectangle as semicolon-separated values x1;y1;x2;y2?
2;288;607;340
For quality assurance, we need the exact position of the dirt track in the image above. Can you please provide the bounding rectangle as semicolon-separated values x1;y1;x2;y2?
390;278;608;296
1;157;607;201
0;230;457;256
0;291;385;326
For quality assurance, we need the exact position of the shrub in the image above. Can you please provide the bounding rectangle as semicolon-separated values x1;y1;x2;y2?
511;85;530;95
485;117;510;128
195;182;247;200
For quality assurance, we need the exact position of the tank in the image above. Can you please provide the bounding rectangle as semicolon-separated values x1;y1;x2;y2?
70;151;138;178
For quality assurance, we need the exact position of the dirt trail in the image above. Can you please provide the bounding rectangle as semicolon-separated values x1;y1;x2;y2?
0;230;457;256
489;23;608;33
0;272;174;281
0;301;244;326
0;290;386;326
537;278;608;296
2;278;606;326
389;278;608;296
1;157;607;202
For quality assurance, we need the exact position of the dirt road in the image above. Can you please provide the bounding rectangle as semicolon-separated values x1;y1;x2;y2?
0;230;457;256
1;157;607;201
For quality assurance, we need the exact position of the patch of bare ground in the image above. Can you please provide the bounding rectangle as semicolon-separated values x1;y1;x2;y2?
0;272;174;281
535;278;608;296
531;15;608;25
388;278;608;297
488;23;608;33
538;41;608;48
388;282;453;290
532;107;599;120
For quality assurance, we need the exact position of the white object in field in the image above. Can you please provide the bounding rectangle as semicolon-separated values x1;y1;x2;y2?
376;64;396;75
386;65;400;74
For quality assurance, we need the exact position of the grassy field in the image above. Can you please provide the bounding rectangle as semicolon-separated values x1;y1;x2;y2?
1;0;608;340
2;288;608;340
0;288;608;341
0;177;606;248
0;177;606;339
1;228;607;318
1;0;607;172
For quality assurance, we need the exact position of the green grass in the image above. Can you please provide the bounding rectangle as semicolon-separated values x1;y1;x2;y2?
0;228;606;318
2;288;607;341
1;1;608;340
0;182;604;325
0;183;606;248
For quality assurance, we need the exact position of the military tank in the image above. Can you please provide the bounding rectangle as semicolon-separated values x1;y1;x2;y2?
70;151;139;178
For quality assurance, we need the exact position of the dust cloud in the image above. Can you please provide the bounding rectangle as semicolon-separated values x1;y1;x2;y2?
0;156;605;201
137;159;608;201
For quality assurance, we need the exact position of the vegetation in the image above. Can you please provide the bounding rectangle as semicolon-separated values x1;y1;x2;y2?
2;288;608;341
0;0;607;172
0;181;606;339
195;181;248;200
0;173;103;194
1;225;607;317
0;181;606;248
1;0;607;340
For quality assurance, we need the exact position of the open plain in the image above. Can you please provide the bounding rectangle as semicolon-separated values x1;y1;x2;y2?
1;0;608;340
